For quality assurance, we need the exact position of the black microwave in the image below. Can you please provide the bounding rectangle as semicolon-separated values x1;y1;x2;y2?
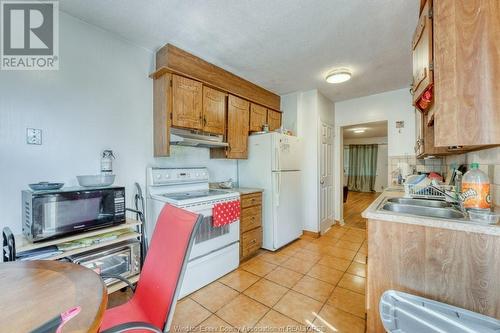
22;186;126;242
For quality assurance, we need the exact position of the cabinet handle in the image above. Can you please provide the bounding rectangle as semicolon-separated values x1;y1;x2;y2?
250;239;257;245
203;116;207;126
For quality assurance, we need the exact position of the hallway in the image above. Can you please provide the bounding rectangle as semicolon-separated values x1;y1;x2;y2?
343;191;380;229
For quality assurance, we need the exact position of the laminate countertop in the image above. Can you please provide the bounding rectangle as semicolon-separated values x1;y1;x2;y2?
362;188;500;236
209;185;263;195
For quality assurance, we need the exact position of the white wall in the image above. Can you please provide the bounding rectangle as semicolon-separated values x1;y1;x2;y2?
281;90;334;232
334;88;414;221
0;13;237;235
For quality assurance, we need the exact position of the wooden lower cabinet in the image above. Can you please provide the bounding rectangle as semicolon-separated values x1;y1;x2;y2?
239;192;263;261
367;218;500;332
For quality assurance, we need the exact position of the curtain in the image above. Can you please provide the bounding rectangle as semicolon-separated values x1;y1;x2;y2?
347;144;378;192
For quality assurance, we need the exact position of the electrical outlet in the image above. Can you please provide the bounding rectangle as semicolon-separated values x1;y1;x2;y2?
26;128;42;145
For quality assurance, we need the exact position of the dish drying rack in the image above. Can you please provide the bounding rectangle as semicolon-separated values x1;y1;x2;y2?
404;183;456;200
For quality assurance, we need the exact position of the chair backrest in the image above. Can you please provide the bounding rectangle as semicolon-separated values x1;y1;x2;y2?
132;204;202;331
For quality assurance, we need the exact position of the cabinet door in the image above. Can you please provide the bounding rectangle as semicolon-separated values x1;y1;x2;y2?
249;103;267;132
227;95;250;159
412;0;433;105
267;109;282;131
434;0;500;147
172;74;203;130
202;86;226;135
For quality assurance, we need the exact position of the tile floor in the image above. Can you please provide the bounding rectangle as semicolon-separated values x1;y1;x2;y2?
169;224;367;333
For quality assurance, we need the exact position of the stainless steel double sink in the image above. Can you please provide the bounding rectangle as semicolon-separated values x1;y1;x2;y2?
379;197;466;220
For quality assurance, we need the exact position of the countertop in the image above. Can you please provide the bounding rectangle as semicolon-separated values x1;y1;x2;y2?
362;188;500;236
209;184;263;195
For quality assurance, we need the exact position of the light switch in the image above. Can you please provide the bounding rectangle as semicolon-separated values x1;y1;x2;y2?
26;128;42;145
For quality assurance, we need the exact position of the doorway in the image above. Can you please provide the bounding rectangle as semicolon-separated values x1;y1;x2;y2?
341;121;388;229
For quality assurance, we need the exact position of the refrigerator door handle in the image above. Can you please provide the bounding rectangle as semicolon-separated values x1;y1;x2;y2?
275;146;280;171
274;173;280;207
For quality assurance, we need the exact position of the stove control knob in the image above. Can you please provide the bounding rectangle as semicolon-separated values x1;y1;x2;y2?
155;174;161;179
165;174;170;178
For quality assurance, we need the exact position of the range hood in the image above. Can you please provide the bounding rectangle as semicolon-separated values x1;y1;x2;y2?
170;128;229;148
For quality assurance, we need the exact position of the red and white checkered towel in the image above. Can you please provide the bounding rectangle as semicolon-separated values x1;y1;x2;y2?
212;200;240;227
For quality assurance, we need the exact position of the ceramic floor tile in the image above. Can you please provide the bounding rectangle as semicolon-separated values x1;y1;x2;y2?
334;239;362;251
327;287;365;318
192;315;234;333
258;251;290;265
346;262;366;278
254;310;305;332
218;269;260;292
340;233;365;243
190;281;240;312
338;273;366;294
353;252;367;264
277;245;299;256
280;256;317;274
313;304;365;333
241;258;278;277
273;290;323;325
328;247;357;261
265;266;304;288
306;264;344;285
292;275;335;302
357;244;368;255
216;294;269;329
243;278;289;307
293;249;323;261
317;256;352;271
170;298;211;332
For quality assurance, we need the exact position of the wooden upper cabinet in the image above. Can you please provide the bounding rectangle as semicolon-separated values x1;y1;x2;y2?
412;0;433;106
202;86;226;135
433;0;500;147
227;95;250;159
267;110;282;131
249;103;267;132
172;74;203;130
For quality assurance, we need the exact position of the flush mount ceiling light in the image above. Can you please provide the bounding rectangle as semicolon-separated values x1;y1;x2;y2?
353;129;365;133
325;69;352;84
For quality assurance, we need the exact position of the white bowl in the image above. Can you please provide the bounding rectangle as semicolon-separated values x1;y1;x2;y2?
77;174;115;187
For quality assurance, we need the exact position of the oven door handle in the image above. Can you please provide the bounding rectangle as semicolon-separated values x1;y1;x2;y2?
100;274;136;292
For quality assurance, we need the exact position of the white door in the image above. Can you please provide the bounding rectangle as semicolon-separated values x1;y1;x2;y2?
272;133;301;171
272;171;302;249
319;121;334;234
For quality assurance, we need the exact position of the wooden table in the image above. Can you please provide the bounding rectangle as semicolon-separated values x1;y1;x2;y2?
0;261;108;333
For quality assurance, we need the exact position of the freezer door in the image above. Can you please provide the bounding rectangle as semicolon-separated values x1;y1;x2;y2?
272;171;303;249
272;134;301;171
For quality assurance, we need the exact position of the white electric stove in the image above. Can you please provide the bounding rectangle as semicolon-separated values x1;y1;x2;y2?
146;167;240;298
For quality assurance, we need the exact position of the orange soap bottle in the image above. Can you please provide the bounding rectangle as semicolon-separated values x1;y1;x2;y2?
461;163;491;211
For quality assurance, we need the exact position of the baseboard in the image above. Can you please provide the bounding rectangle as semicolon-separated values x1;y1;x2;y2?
302;230;321;238
335;219;345;226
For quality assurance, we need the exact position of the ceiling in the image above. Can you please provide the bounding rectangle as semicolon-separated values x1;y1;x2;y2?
60;0;418;102
343;121;388;139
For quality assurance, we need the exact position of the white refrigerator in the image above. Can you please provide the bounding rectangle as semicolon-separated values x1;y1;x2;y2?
238;133;302;251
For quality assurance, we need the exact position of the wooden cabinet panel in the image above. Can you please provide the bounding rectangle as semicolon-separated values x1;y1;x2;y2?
172;74;203;130
267;110;282;131
241;193;262;208
433;0;500;147
367;218;500;332
202;86;226;135
226;95;250;159
411;0;433;106
240;206;262;233
153;73;172;157
241;227;262;259
249;104;267;132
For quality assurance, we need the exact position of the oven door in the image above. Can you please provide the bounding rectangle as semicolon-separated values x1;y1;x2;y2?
31;189;125;241
185;201;240;260
74;245;135;285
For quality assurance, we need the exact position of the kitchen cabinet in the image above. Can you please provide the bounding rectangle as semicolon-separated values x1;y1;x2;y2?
267;109;282;131
249;103;267;132
239;191;263;261
432;0;500;148
226;95;250;159
172;74;203;130
411;0;433;107
415;110;450;157
153;73;172;157
202;86;226;135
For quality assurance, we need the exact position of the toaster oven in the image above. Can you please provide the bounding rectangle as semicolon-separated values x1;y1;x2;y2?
70;240;140;287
